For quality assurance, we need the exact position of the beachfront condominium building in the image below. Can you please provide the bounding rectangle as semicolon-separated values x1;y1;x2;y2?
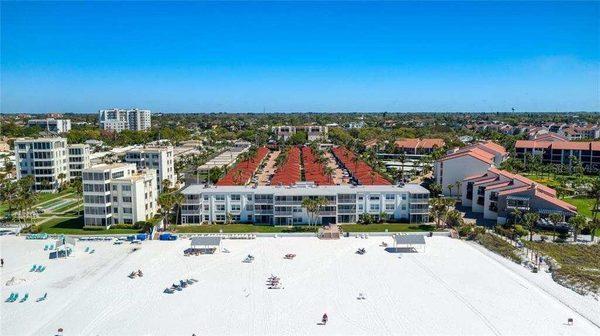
124;146;176;191
82;163;158;228
14;137;69;192
98;108;151;132
180;183;430;225
434;141;508;196
27;118;71;133
459;167;576;225
67;144;91;180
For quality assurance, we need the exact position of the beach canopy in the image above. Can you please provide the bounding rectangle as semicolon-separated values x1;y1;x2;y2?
393;235;425;245
191;236;221;247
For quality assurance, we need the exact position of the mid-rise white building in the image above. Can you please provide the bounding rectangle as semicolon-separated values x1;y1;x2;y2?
180;183;430;225
14;137;69;192
82;163;158;228
99;108;151;132
27;118;71;133
124;146;176;191
67;144;91;180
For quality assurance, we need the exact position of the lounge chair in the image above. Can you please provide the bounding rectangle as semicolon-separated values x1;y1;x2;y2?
163;288;174;294
30;265;37;272
38;266;46;272
5;293;16;302
35;265;43;272
44;245;48;251
90;249;95;254
36;293;47;302
186;279;194;285
9;293;19;303
190;278;199;283
19;293;29;303
84;247;90;253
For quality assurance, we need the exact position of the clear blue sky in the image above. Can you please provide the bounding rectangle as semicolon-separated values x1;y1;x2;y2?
1;1;598;113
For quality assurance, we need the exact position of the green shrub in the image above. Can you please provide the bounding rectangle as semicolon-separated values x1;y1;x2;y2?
514;225;529;237
111;224;135;230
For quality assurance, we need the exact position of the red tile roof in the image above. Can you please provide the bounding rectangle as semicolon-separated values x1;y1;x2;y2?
216;147;270;186
395;138;445;150
440;148;495;165
516;140;600;151
332;147;391;185
535;190;577;213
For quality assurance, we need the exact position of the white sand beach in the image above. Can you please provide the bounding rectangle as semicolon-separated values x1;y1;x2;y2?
1;235;599;336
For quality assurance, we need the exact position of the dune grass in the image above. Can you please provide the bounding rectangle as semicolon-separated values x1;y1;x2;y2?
525;241;600;294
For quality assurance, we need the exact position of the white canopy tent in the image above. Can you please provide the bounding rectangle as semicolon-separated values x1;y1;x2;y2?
392;234;426;252
187;236;222;255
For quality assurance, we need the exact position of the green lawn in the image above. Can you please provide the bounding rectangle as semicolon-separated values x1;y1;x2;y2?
170;224;317;233
563;197;596;219
525;242;600;294
51;200;82;214
36;216;143;235
340;224;436;232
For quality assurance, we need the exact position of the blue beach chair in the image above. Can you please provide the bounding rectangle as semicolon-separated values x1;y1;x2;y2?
36;293;47;302
19;293;29;303
30;264;37;272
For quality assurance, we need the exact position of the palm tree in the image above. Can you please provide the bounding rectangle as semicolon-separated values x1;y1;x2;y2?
430;197;454;228
454;181;462;198
324;166;334;183
171;192;184;225
447;184;454;197
588;217;600;242
522;212;540;241
548;212;563;242
568;214;587;242
158;193;174;229
301;198;318;226
429;182;442;198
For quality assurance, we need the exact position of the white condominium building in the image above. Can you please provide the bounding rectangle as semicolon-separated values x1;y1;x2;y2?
82;163;158;228
180;183;430;225
98;108;151;132
124;146;176;191
67;144;91;180
14;137;69;192
27;118;71;133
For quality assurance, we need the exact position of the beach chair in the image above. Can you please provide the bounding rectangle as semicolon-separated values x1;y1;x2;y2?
5;293;16;302
39;266;46;272
164;288;174;294
9;293;18;303
90;249;95;254
190;278;199;283
35;265;43;272
186;279;194;285
30;264;37;272
85;247;90;253
36;293;47;302
19;293;29;303
44;245;48;251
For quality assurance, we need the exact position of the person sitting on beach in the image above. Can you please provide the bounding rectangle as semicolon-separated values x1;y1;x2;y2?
322;313;328;324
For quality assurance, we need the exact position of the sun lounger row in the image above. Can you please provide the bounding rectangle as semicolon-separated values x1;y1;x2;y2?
163;279;198;294
29;264;46;272
78;236;114;241
5;292;46;303
43;244;55;251
26;233;49;240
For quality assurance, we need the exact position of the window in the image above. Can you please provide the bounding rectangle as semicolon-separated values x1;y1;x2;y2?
385;194;395;201
385;204;395;211
122;196;132;203
123;208;132;214
122;185;131;191
370;204;380;211
113;207;119;213
231;204;241;211
215;195;225;201
369;195;380;201
216;215;225;221
230;194;241;201
112;185;118;191
112;196;118;202
112;171;124;179
216;204;226;212
247;195;253;201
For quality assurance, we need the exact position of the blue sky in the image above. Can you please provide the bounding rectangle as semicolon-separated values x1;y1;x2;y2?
1;1;598;113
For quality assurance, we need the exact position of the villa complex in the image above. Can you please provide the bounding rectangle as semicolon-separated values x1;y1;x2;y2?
273;125;328;141
461;167;577;224
514;135;600;172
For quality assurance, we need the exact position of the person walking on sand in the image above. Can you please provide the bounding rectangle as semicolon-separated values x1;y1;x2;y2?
1;258;4;267
322;313;328;325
